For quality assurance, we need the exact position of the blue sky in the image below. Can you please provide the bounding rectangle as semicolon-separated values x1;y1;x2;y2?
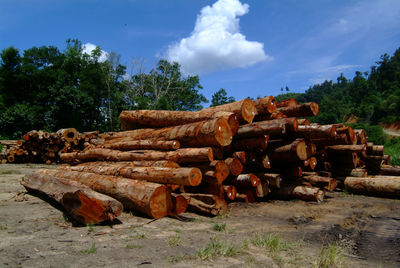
1;0;400;103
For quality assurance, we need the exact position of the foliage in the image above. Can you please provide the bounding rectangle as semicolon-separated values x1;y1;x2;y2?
385;137;400;165
168;234;181;247
81;242;97;254
210;88;235;107
212;222;226;232
347;123;386;145
251;232;294;252
197;237;240;260
316;243;345;268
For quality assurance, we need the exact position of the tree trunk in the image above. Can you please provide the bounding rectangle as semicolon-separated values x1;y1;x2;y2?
60;148;214;164
255;173;281;189
21;171;123;224
297;119;310;126
271;185;324;202
226;174;260;188
255;182;270;197
193;160;230;183
344;176;400;198
170;193;189;215
277;102;319;117
230;135;269;152
36;169;169;219
202;98;257;123
223;185;237;200
180;193;228;216
333;168;368;177
366;144;385;156
60;165;202;186
100;140;180;150
224;157;243;176
74;160;180;168
302;175;338;192
276;98;298;108
252;96;276;115
326;144;366;153
57;128;78;143
255;112;287;121
236;119;286;138
296;124;337;139
380;165;400;176
269;138;308;162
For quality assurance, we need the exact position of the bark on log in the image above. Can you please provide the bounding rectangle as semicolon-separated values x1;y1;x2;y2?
276;98;298;108
364;155;384;175
302;175;338;192
366;144;385;156
255;173;281;189
277;102;319;117
326;144;366;153
60;165;202;186
180;193;228;216
74;160;180;168
235;189;256;203
189;160;230;184
269;139;308;162
226;174;260;188
37;169;168;219
224;157;243;176
252;96;276;115
236;119;286;139
21;172;123;224
297;119;310;126
99;140;180;151
380;165;400;176
256;112;287;121
255;182;270;197
120;110;239;134
355;129;367;145
333;168;368;177
344;176;400;198
233;151;247;165
296;124;337;139
271;185;324;202
328;152;359;169
60;148;213;164
230;135;269;152
170;193;189;215
202;98;257;123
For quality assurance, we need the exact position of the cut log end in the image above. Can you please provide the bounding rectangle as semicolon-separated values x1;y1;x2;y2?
241;98;258;123
215;118;233;147
189;168;203;186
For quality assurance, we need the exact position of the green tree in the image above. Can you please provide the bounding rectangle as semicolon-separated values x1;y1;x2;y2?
210;88;235;107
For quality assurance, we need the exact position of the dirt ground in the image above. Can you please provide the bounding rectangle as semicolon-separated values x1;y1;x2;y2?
1;164;399;268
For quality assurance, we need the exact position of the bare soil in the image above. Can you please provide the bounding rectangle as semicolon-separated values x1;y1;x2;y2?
1;164;399;268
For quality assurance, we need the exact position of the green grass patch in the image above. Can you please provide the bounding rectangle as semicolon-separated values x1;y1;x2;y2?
87;223;95;232
81;242;97;254
212;223;226;232
385;137;400;165
129;228;146;239
251;233;294;252
197;237;241;260
168;234;181;247
0;169;21;175
125;243;143;249
316;242;345;268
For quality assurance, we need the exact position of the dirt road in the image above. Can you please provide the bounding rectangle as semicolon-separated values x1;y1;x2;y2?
1;164;399;267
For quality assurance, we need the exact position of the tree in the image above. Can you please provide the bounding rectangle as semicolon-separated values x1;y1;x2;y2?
210;88;235;107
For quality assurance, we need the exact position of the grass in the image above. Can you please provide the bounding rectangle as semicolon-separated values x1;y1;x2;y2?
87;223;95;232
316;243;345;268
81;242;97;254
212;223;226;232
251;233;294;252
168;235;181;247
125;243;143;249
197;237;241;260
129;228;146;239
385;137;400;165
0;169;21;175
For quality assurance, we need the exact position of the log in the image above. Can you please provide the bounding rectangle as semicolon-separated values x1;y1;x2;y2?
226;174;260;188
255;182;270;197
271;185;324;202
37;169;169;219
60;148;213;164
302;175;338;192
235;189;256;203
333;168;368;178
180;193;228;216
224;157;243;176
21;172;123;224
60;165;202;186
202;98;257;123
326;144;366;153
297;118;310;126
120;110;239;134
74;160;180;168
252;96;276;115
277;102;319;117
255;173;281;189
344;176;400;198
269;139;308;162
276;98;298;108
236;119;286;139
170;193;189;215
366;144;385;156
190;160;229;184
233;151;247;165
380;165;400;176
57;128;78;143
223;185;237;200
230;135;269;152
296;124;337;139
383;155;391;165
364;155;384;175
99;140;180;151
256;112;287;121
355;129;367;145
328;152;359;169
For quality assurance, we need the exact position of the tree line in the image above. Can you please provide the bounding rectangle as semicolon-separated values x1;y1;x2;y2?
0;39;236;139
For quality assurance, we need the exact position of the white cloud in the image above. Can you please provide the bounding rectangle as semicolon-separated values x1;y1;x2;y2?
82;42;109;62
166;0;270;74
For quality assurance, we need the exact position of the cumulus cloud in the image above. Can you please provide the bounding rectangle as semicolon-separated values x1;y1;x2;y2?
82;42;109;62
167;0;270;74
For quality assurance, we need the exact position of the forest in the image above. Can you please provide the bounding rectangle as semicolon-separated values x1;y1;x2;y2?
0;40;399;163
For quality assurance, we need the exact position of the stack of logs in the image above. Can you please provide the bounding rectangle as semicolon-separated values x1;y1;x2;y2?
21;97;400;225
1;129;99;164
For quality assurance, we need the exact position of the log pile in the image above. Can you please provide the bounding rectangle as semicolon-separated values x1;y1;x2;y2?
1;129;99;164
19;97;400;224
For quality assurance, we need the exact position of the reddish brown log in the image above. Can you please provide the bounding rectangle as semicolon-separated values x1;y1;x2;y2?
191;160;229;184
277;102;319;117
60;148;213;164
226;174;260;188
223;185;237;200
255;182;270;197
296;124;337;139
269;138;308;162
60;164;202;186
297;118;310;126
380;165;400;176
333;168;368;178
271;185;324;202
99;140;180;150
344;176;400;198
57;128;78;143
256;173;281;189
364;155;384;175
180;193;228;216
245;152;271;170
171;193;189;215
366;144;385;156
355;129;367;145
252;96;276;115
202;98;257;123
236;119;287;138
383;155;391;165
326;144;367;153
235;189;256;203
328;152;359;169
74;160;180;168
302;175;338;192
120;110;239;134
256;112;287;121
21;172;123;224
233;151;247;165
231;135;269;152
37;169;168;219
276;98;298;108
224;157;243;176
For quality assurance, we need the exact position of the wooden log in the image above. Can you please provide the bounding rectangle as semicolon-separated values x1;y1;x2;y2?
57;128;78;143
383;155;391;165
74;160;180;168
224;157;243;176
235;189;256;203
326;144;366;153
355;129;367;145
99;140;180;151
296;124;337;139
252;96;276;115
245;152;271;170
333;168;368;177
366;144;385;156
276;98;298;108
302;175;338;192
328;152;359;169
255;181;270;197
380;165;400;176
21;172;123;224
344;176;400;198
269;138;308;162
60;165;202;186
236;119;286;139
120;110;239;134
271;185;324;202
297;118;310;126
202;98;257;123
364;155;384;175
170;193;189;215
223;185;237;200
190;160;229;184
233;151;247;165
226;174;260;188
230;135;269;152
255;111;287;121
180;193;228;216
37;169;169;219
277;102;319;117
60;148;213;164
255;173;281;189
